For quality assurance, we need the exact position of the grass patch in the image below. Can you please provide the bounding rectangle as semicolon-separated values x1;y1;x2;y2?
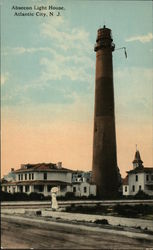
65;204;153;219
114;204;153;218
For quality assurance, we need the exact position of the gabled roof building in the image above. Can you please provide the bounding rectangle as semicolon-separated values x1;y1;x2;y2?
1;162;73;196
1;162;96;197
123;150;153;196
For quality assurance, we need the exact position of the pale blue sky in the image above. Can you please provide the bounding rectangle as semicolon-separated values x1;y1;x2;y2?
2;1;152;111
1;0;153;175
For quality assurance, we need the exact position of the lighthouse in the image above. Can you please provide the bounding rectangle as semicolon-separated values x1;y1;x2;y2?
92;26;119;198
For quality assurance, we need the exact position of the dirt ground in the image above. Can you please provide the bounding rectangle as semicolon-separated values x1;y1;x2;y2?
1;216;153;249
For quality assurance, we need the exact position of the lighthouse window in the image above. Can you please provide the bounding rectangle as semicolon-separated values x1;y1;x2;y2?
84;187;87;193
135;175;138;182
125;186;127;192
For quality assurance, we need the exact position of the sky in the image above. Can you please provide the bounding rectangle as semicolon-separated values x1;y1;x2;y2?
1;0;153;178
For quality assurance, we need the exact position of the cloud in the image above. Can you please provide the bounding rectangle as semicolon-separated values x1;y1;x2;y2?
41;16;92;53
1;73;9;85
40;55;93;82
38;16;93;83
2;47;55;56
3;15;94;84
2;14;94;106
3;45;94;82
126;33;153;43
114;67;153;121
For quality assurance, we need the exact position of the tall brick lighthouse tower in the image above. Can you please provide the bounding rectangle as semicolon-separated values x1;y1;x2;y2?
92;26;119;198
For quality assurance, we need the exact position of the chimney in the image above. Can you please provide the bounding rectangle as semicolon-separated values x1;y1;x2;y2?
57;162;62;169
21;164;26;169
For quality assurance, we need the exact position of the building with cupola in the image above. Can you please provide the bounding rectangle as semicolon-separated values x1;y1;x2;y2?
123;149;153;196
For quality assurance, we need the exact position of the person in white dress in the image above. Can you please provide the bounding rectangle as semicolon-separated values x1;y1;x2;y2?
51;187;59;210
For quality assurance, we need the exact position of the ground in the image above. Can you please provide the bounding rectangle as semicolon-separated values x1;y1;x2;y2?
1;215;153;249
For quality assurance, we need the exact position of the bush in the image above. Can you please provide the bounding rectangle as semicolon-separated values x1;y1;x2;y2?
0;191;13;201
134;190;151;199
0;191;29;201
0;191;45;201
65;192;75;200
13;192;29;201
88;194;97;200
29;192;44;200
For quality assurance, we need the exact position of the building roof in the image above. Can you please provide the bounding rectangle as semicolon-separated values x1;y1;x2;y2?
1;178;8;184
127;167;153;174
122;175;128;185
14;163;73;173
3;172;16;182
